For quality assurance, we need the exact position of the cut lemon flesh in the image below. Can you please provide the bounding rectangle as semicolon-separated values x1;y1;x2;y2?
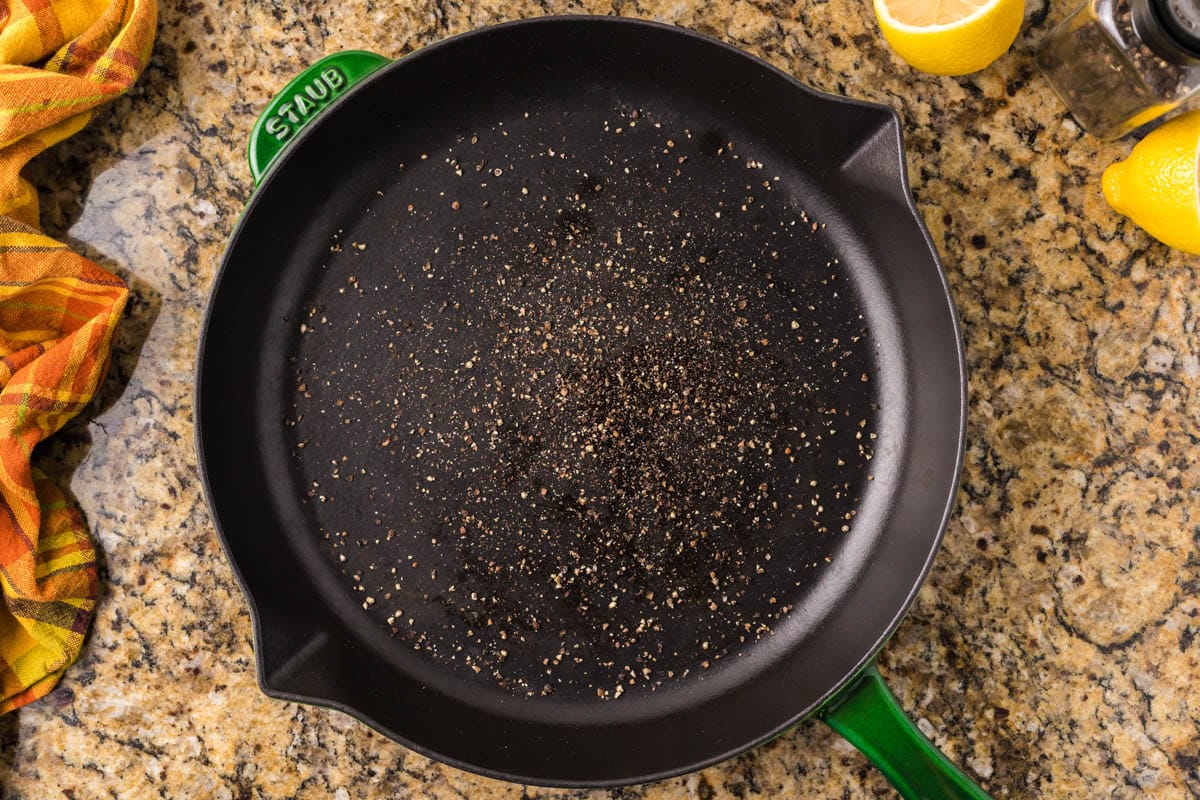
885;0;990;27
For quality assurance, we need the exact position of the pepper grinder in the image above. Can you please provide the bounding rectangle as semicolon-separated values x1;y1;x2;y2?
1037;0;1200;139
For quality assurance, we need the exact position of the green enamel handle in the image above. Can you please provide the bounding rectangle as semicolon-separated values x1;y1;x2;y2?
820;665;992;799
248;50;391;185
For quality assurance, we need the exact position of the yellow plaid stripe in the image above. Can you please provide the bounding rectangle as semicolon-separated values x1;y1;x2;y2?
0;0;154;715
37;550;93;579
0;93;109;116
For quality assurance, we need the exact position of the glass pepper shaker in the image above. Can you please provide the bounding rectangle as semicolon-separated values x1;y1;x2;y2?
1037;0;1200;139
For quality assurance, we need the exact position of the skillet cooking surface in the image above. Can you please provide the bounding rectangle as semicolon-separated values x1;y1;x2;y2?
283;99;881;701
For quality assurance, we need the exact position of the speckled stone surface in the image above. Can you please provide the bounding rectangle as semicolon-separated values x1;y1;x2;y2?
0;0;1197;797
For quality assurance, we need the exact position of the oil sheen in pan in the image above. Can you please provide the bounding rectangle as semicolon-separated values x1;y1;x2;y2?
282;100;879;703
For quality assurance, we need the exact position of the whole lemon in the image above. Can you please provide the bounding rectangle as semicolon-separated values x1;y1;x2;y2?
1102;111;1200;255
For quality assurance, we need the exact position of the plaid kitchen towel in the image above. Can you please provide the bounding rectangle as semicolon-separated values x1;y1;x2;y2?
0;0;155;714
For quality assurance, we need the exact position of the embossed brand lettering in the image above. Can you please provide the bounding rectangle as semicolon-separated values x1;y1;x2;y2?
321;68;346;91
264;116;290;141
304;80;330;101
266;67;350;142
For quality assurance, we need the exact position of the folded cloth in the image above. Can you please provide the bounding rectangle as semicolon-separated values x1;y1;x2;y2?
0;0;155;714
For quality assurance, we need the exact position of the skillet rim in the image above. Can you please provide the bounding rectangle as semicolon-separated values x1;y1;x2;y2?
194;14;969;788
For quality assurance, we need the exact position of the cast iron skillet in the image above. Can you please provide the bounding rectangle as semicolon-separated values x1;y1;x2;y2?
197;17;989;798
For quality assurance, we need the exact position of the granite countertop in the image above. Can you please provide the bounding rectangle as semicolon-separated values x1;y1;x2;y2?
1;0;1198;797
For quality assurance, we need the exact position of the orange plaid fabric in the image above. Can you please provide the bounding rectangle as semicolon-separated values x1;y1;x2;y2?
0;0;155;714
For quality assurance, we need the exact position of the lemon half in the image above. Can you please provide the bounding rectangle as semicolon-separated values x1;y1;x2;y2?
1102;110;1200;255
874;0;1025;76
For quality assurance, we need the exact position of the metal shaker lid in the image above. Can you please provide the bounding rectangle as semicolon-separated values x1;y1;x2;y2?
1137;0;1200;62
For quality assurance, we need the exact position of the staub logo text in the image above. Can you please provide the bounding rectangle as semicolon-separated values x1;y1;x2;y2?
264;67;348;142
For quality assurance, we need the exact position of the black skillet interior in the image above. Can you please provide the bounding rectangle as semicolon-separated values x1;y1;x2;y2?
198;17;965;787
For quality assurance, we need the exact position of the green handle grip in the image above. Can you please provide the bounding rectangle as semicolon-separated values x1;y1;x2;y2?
248;50;391;185
820;664;992;800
